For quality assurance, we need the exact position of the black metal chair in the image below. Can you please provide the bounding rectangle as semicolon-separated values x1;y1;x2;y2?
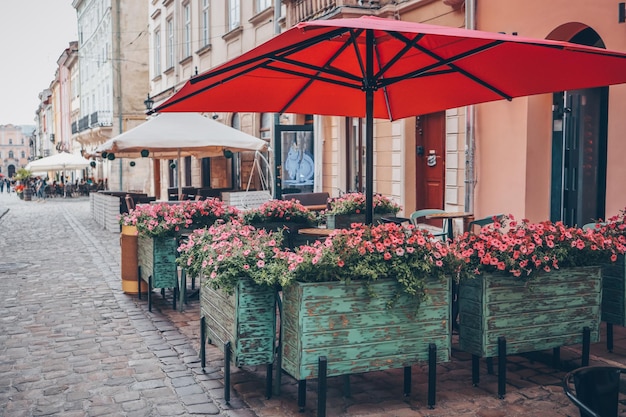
563;366;626;417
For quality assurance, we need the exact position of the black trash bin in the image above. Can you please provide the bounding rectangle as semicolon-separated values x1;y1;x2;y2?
563;366;626;417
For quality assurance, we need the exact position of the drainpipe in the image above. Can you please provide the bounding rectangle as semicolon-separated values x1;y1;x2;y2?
273;2;282;200
464;0;476;214
116;0;123;191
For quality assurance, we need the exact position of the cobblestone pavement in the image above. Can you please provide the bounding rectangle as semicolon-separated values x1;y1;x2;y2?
1;192;626;416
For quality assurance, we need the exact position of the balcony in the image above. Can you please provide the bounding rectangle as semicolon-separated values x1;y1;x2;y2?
285;0;383;25
73;111;113;135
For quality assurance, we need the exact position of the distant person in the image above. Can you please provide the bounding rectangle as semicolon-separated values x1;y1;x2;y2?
0;178;4;193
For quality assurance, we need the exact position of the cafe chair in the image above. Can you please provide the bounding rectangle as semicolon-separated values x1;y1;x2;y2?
467;214;504;234
410;209;448;241
562;365;626;417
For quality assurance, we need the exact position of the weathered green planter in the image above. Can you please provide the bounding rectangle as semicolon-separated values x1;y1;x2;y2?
326;213;386;229
200;279;276;367
137;235;179;289
281;277;451;380
137;235;179;312
250;221;310;249
281;277;450;409
458;266;601;398
600;255;626;351
602;255;626;326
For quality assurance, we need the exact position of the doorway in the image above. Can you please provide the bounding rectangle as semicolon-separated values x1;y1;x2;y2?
415;112;445;211
550;28;608;226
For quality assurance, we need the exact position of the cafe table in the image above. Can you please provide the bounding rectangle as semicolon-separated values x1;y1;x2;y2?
425;211;473;241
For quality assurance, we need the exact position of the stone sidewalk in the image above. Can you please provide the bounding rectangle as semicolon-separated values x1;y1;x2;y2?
1;192;625;416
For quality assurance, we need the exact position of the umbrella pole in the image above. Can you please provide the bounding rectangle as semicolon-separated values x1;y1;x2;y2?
177;149;182;200
365;29;374;225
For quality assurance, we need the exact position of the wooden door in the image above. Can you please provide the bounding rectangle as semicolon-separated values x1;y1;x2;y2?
415;112;445;211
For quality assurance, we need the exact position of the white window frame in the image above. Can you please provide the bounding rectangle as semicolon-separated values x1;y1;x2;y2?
228;0;240;31
183;3;191;58
201;0;210;47
166;17;174;69
257;0;271;12
154;28;161;74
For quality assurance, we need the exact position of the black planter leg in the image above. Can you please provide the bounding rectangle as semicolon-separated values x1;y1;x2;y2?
343;375;351;398
148;276;153;312
317;357;327;417
486;357;494;374
266;363;273;400
498;336;506;399
428;343;437;409
582;326;590;367
553;347;561;369
200;317;206;371
472;355;479;386
298;380;306;412
607;322;614;353
403;366;411;397
225;341;231;406
137;266;142;300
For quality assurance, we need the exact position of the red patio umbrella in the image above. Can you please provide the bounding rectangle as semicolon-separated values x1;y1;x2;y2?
155;16;626;223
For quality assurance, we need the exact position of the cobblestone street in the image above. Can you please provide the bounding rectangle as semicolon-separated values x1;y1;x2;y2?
1;193;625;416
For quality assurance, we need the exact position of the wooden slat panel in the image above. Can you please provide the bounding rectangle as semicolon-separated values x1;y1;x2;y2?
458;266;602;358
137;236;178;288
281;277;451;380
602;255;626;326
201;280;276;367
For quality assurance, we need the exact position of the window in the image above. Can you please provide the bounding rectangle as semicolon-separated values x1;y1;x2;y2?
184;156;192;186
183;3;191;58
8;139;12;145
154;28;161;74
201;0;210;47
8;151;14;159
228;0;240;31
166;17;174;69
346;117;366;193
260;113;271;140
21;151;25;158
257;0;271;12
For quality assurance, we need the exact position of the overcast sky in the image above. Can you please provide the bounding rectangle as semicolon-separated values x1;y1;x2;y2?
0;1;78;126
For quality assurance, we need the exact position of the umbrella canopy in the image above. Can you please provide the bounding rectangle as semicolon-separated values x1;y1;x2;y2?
95;112;268;198
26;152;91;171
94;112;268;159
155;16;626;222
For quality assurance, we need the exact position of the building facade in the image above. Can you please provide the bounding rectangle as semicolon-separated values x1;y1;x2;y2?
0;125;33;178
71;0;150;192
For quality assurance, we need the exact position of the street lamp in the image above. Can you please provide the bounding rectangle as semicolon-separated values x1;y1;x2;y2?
144;94;154;112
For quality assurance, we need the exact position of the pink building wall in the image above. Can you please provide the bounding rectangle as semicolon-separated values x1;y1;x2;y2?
472;0;626;222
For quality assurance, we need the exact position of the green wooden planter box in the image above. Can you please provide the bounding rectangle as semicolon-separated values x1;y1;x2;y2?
137;235;179;289
250;221;310;249
200;279;276;367
458;266;602;358
281;277;451;381
326;213;386;229
601;255;626;326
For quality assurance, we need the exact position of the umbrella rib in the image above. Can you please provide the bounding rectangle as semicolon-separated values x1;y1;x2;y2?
157;27;359;112
275;29;365;114
380;33;512;99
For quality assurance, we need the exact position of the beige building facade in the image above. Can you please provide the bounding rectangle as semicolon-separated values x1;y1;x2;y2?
138;0;626;226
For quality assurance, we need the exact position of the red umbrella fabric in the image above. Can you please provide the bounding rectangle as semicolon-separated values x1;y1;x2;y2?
155;16;626;222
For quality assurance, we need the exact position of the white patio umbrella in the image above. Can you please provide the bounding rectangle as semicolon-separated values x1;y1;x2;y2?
26;152;91;171
94;112;269;198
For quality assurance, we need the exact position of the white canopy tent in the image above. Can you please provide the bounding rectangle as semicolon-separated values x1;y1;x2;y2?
94;112;269;198
26;152;91;171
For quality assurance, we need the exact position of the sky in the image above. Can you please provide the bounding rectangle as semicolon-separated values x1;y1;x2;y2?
0;1;78;126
